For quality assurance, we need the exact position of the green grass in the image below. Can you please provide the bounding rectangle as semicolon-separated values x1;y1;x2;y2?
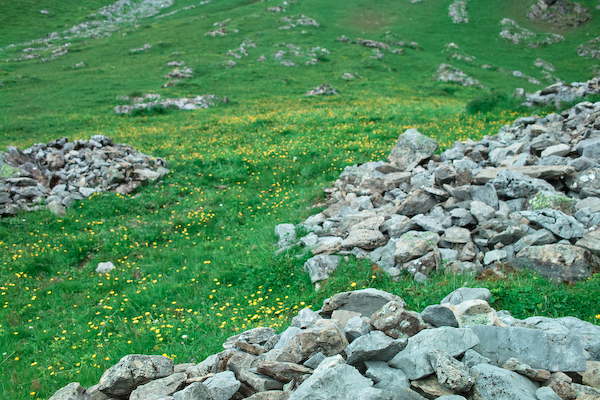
1;0;600;398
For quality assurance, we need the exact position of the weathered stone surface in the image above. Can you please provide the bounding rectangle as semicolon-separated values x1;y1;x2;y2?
369;300;426;339
388;328;479;379
275;224;296;248
442;227;471;244
428;349;473;392
279;319;348;363
303;255;341;283
49;383;93;400
287;364;375;400
502;357;539;379
470;364;538;400
441;287;492;305
470;324;587;372
244;391;290;400
513;229;556;253
172;382;212;400
344;330;407;365
576;230;600;254
411;375;455;398
397;189;438;217
567;168;600;193
521;209;584;239
394;231;439;264
535;387;562;400
581;360;600;389
388;129;438;171
129;373;186;400
491;169;556;198
341;229;387;250
515;244;600;283
257;361;313;383
449;299;505;327
546;372;577;400
365;360;410;390
224;327;276;349
343;316;370;343
204;371;241;400
98;355;174;397
421;305;459;328
470;201;495;223
319;289;406;318
291;308;321;330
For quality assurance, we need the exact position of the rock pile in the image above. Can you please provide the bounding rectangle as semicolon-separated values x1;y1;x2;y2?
500;18;565;48
518;76;600;108
0;135;169;217
578;37;600;60
527;0;591;28
305;84;338;97
49;287;600;400
433;64;483;88
277;100;600;284
114;94;227;114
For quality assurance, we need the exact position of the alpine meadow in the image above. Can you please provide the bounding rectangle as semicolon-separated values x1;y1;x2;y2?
1;0;600;398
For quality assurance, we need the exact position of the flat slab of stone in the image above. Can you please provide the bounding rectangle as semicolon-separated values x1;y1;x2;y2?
97;355;174;397
474;165;575;184
470;325;587;372
287;364;375;400
319;289;406;318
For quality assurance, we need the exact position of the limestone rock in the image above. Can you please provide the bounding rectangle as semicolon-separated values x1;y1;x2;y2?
441;287;492;305
388;129;438;171
319;289;406;319
344;330;407;365
129;373;186;400
287;364;375;400
97;355;174;397
49;383;93;400
369;300;426;339
470;363;538;400
515;244;600;283
303;255;341;283
428;349;474;392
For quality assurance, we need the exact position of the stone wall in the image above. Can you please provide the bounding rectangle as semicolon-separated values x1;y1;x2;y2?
50;287;600;400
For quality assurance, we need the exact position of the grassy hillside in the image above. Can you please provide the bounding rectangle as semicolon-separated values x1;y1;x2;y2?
1;0;599;398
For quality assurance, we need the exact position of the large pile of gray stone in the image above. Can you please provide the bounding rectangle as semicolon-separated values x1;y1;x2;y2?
49;287;600;400
0;135;169;217
277;100;600;284
518;77;600;108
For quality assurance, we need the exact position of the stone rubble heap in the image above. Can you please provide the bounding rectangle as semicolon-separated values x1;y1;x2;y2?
527;0;591;28
0;135;169;217
448;1;469;24
304;84;338;97
277;100;600;285
433;64;484;88
578;37;600;60
49;287;600;400
518;76;600;108
114;94;227;114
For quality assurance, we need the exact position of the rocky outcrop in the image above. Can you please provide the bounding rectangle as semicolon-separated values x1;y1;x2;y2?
50;287;600;400
278;100;600;283
433;64;483;88
0;135;169;217
304;84;338;97
500;18;565;48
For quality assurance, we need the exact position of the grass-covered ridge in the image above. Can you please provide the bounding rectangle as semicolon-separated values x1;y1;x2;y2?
1;0;599;398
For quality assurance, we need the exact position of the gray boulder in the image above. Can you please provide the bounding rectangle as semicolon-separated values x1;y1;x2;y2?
420;305;459;328
303;255;341;283
428;349;473;392
129;373;186;400
341;229;387;250
275;224;296;248
387;129;438;171
520;209;584;239
172;382;212;400
97;355;174;397
344;330;407;365
470;364;539;400
319;289;406;318
470;324;587;372
394;231;440;264
291;308;322;330
49;383;93;400
344;315;372;342
515;244;600;283
287;364;376;400
365;360;410;390
204;371;241;400
491;169;555;198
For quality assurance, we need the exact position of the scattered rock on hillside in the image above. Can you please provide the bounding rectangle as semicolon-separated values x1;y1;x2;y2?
277;99;600;284
305;84;338;96
0;135;169;217
114;93;227;114
527;0;591;28
49;285;600;400
448;0;469;24
500;18;565;48
130;43;152;53
578;37;600;60
433;63;484;88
